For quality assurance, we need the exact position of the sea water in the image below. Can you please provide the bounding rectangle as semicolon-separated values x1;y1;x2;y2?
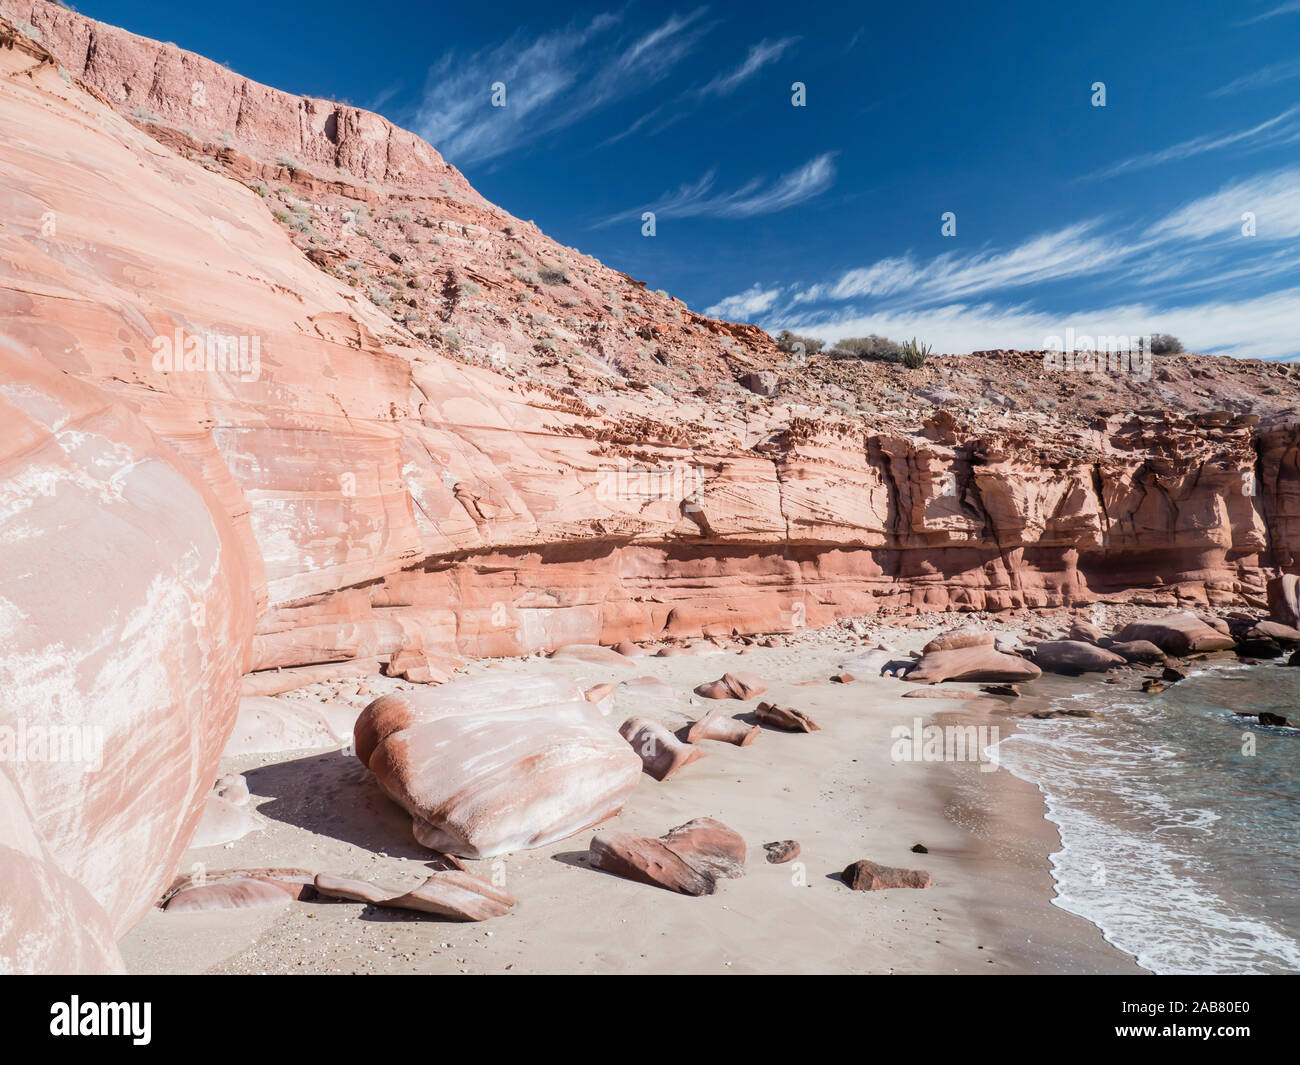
995;661;1300;974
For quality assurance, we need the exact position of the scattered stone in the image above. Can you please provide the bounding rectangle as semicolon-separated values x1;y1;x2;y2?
911;843;929;854
740;370;782;397
830;672;855;684
162;868;315;913
1110;640;1167;664
686;708;759;746
1259;712;1291;727
620;716;707;780
981;684;1020;698
763;840;800;864
755;701;821;732
1162;666;1188;683
384;870;516;921
694;671;768;700
841;859;931;891
549;644;637;669
1142;679;1165;693
313;873;391;905
1067;620;1105;644
612;641;645;657
922;626;994;654
902;688;982;700
588;817;746;895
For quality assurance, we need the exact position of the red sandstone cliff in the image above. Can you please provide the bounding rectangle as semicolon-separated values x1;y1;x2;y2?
2;2;1299;969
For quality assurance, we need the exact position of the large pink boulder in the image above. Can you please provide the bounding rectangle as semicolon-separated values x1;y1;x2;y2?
354;674;641;857
1114;613;1237;656
905;645;1043;685
0;350;253;972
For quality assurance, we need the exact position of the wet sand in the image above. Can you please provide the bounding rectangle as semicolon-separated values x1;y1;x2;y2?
120;636;1144;975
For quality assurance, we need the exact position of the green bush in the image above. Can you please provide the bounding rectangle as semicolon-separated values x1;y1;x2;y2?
1149;333;1183;355
900;338;932;369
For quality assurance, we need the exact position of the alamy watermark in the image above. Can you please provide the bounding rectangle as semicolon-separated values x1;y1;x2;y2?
1042;329;1152;382
151;328;262;382
0;720;104;773
595;460;704;512
890;717;1000;773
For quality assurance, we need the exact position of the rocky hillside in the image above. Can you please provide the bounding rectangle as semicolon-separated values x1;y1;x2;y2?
2;1;1299;970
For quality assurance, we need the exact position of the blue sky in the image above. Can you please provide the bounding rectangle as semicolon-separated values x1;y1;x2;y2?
82;1;1300;358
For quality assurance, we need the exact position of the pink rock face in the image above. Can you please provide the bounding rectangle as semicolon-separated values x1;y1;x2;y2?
1114;613;1238;656
354;674;641;858
5;0;1300;969
0;348;252;969
905;645;1044;685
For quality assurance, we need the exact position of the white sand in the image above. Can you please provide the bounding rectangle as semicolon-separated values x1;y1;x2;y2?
120;631;1145;975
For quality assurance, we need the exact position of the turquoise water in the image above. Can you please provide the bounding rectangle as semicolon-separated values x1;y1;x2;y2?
995;661;1300;974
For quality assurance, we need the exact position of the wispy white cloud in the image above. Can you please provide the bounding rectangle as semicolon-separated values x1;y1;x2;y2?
597;152;836;225
774;288;1300;361
704;283;783;319
710;168;1300;358
415;10;710;165
1145;168;1300;241
1237;1;1300;25
1081;105;1300;181
1209;58;1300;97
698;37;798;97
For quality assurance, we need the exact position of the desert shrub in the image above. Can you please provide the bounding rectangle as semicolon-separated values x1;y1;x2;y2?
251;181;269;197
831;334;902;361
900;338;932;369
775;330;824;355
460;280;481;297
1149;333;1184;355
538;268;569;285
392;209;413;222
441;329;461;351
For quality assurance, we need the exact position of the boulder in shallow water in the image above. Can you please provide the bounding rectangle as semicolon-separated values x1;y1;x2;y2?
1109;640;1166;664
1032;640;1127;675
1114;613;1236;655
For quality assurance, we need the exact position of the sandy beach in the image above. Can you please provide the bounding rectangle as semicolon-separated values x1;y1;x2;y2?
120;630;1145;975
